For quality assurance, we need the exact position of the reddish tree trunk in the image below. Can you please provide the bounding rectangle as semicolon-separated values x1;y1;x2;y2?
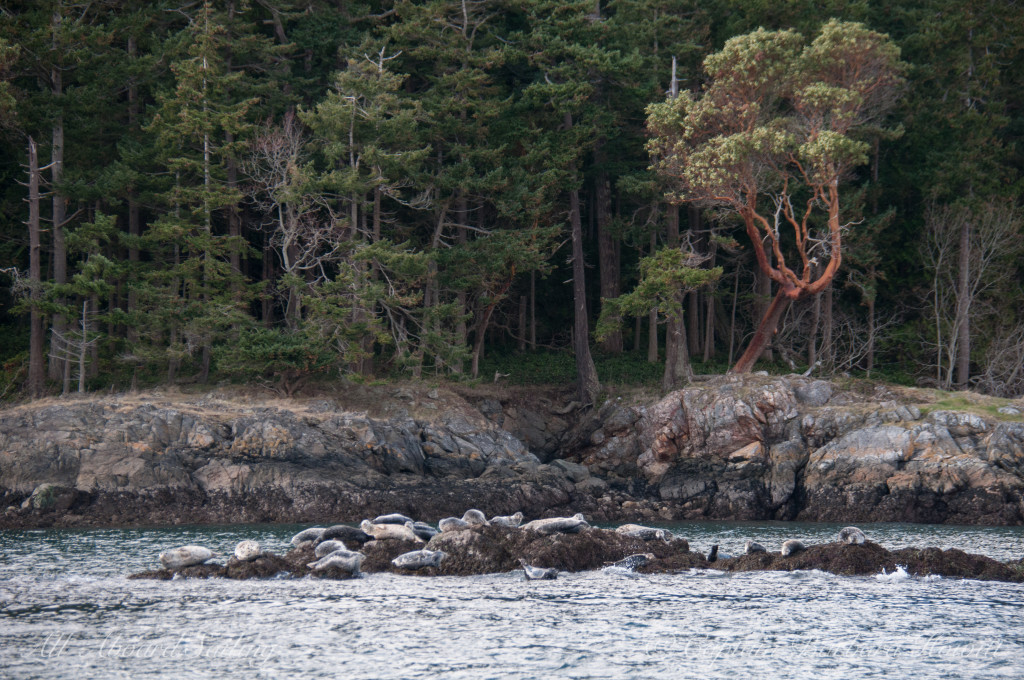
731;291;792;374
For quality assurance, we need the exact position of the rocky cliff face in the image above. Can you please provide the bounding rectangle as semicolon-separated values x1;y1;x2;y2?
3;376;1023;528
548;376;1024;525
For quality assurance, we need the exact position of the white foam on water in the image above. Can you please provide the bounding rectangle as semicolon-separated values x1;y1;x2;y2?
875;565;910;582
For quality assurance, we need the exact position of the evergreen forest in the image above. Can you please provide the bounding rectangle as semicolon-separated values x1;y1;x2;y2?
1;0;1022;402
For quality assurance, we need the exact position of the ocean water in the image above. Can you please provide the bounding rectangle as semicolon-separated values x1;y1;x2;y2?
1;521;1022;679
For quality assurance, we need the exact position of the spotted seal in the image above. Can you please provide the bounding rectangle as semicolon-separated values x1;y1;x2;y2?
745;541;767;554
373;513;415;526
360;519;424;543
838;527;866;545
289;527;326;547
609;553;655;570
490;512;524;527
308;551;364;574
781;539;807;557
315;540;354;558
616;524;671;541
521;513;589;535
438;517;471;532
461;509;490;526
234;540;261;562
392;550;447;570
160;546;214;570
519;559;558;580
406;521;439;541
318;525;372;546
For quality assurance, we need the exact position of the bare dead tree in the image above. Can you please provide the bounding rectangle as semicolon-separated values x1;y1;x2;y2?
921;199;1023;390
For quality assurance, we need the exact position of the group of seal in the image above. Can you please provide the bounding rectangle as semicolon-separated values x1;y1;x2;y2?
154;515;872;581
703;527;870;562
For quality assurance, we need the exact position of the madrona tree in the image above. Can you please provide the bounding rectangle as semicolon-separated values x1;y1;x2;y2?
647;19;904;373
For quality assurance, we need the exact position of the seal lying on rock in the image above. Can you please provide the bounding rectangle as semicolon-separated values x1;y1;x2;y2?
781;539;807;557
360;519;424;543
609;553;655;570
521;513;589;536
308;551;364;575
490;512;524;527
745;541;767;555
319;525;372;546
839;527;867;545
462;509;489;526
616;524;671;541
438;517;470;532
160;546;214;570
234;540;260;562
315;540;353;558
290;527;325;546
520;559;558;580
406;521;439;541
373;513;415;525
392;550;447;570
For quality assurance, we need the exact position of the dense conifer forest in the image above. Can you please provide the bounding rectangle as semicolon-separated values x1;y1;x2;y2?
0;0;1022;401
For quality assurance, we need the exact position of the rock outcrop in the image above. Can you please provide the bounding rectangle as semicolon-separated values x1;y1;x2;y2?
129;524;1024;584
3;376;1024;528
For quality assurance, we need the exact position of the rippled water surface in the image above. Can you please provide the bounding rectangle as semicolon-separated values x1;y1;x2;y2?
2;522;1023;679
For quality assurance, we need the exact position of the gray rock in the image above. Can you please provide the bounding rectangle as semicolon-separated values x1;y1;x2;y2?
795;381;833;407
550;459;590;483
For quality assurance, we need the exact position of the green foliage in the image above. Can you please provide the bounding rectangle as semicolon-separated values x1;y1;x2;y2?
214;325;335;396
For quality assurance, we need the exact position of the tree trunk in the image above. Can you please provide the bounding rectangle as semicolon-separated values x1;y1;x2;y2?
529;270;536;349
755;267;773;362
732;290;792;373
728;267;739;366
956;219;971;387
822;283;833;370
808;291;821;368
686;205;702;356
648;229;659;363
226;130;242;277
49;115;67;381
866;294;875;376
662;310;692;391
594;152;621;353
566;115;599;404
126;36;140;344
28;137;45;398
519;296;527;352
702;240;717;363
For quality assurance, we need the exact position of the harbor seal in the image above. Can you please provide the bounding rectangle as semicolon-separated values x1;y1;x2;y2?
616;524;671;541
838;527;866;545
706;545;735;562
289;527;326;546
160;546;214;570
521;513;589;535
461;509;490;526
609;553;655;570
373;513;415;525
745;541;767;554
406;521;439;541
308;551;364;575
392;550;447;570
318;525;372;546
234;540;261;562
438;517;471;532
490;512;524;527
314;540;354;558
360;519;424;543
519;559;558;580
781;539;807;557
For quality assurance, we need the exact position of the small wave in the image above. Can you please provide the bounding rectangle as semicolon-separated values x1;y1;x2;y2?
875;565;910;582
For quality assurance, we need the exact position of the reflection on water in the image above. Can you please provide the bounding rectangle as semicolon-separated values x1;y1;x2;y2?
1;522;1022;679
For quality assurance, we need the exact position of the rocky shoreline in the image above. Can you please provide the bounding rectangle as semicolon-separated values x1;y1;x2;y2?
128;519;1024;584
2;375;1023;529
